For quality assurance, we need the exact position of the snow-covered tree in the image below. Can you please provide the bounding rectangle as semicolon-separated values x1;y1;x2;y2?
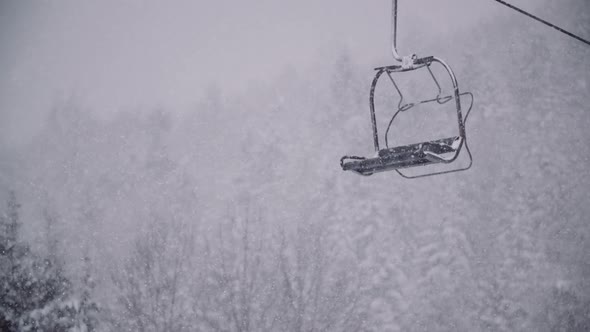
0;191;100;332
112;220;194;332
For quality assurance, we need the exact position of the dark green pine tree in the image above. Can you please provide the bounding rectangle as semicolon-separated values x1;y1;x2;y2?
0;191;100;331
0;190;25;331
0;191;20;253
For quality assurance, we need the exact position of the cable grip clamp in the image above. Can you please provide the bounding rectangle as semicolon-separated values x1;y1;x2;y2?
401;54;418;70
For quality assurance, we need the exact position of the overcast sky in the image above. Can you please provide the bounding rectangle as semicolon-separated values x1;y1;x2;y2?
0;0;550;144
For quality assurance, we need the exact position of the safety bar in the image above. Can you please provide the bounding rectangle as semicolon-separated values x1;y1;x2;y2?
368;59;465;153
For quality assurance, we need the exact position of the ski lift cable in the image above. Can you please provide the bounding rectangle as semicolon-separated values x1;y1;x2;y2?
492;0;590;46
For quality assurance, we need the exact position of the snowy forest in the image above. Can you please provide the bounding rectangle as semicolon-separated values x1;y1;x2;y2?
1;0;590;331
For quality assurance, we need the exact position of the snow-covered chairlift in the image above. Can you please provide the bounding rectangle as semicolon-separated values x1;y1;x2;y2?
340;0;473;178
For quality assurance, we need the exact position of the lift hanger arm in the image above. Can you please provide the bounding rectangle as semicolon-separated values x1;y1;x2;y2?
391;0;403;61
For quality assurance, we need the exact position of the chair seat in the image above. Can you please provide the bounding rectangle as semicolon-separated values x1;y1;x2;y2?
341;136;462;176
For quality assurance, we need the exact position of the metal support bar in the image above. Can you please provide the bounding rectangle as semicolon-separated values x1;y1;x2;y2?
431;57;465;139
368;59;466;154
391;0;403;61
369;70;386;152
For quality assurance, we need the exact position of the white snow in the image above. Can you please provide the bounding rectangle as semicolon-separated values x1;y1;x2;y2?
451;137;463;150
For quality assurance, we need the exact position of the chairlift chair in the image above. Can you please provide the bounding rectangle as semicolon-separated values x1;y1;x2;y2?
340;0;474;178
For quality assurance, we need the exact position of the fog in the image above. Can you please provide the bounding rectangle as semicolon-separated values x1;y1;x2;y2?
1;0;504;143
1;0;589;331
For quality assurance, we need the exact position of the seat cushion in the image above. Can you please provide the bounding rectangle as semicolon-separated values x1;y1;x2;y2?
378;136;461;158
341;136;462;175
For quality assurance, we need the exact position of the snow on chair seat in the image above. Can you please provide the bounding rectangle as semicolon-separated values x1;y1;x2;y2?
341;136;463;176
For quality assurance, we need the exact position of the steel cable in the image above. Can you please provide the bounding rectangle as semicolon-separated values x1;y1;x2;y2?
492;0;590;46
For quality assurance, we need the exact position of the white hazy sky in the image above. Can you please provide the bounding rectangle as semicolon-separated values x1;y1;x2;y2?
1;0;543;143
